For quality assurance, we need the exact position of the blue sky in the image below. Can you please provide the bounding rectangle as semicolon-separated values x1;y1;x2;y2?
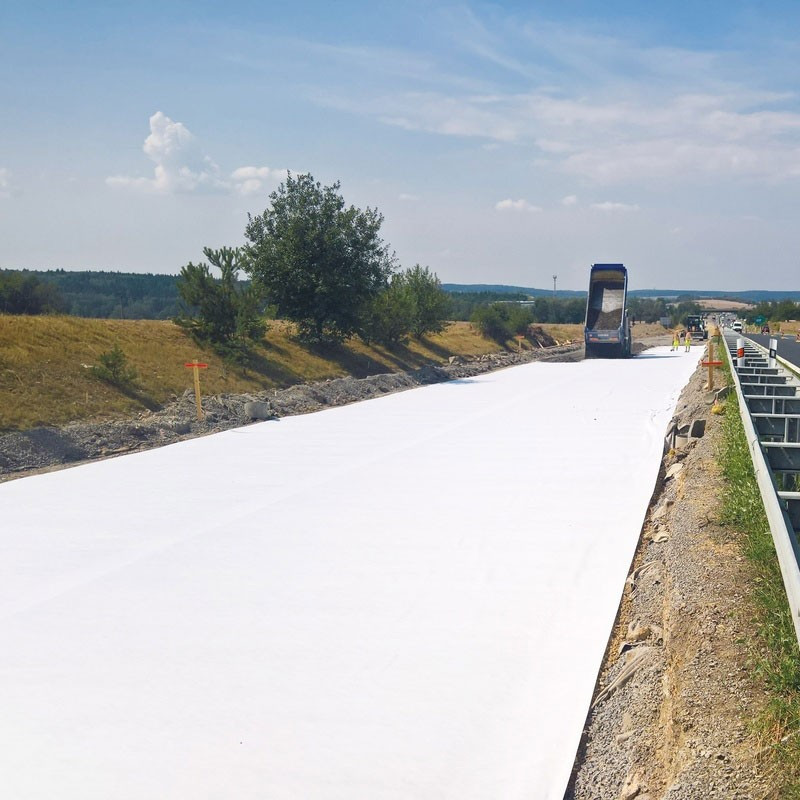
2;1;800;290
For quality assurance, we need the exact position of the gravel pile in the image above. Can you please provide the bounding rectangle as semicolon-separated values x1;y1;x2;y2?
566;357;776;799
1;342;585;481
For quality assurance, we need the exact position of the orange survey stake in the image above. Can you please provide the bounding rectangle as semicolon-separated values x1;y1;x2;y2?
185;359;209;419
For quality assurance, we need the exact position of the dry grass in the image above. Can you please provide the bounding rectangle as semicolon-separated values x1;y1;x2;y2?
0;316;531;430
539;323;583;344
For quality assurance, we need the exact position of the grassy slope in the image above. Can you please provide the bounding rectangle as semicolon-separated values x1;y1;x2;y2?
0;316;588;431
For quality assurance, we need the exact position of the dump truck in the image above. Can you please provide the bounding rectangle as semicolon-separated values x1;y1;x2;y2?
584;263;632;358
685;314;708;340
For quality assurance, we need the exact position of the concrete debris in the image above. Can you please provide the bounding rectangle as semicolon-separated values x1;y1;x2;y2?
652;499;673;520
665;462;684;480
689;418;706;438
244;401;274;420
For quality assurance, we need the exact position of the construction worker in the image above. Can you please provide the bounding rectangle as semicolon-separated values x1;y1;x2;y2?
671;331;680;351
685;329;692;351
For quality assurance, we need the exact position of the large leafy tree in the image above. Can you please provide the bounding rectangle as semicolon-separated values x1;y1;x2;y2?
244;173;395;343
176;246;266;354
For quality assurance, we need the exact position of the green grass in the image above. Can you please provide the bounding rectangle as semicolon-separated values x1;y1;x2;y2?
718;372;800;794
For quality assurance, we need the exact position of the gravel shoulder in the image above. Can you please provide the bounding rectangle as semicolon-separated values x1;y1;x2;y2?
566;355;778;799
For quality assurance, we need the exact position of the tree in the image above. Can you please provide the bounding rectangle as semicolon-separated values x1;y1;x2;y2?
400;265;451;337
244;173;395;343
175;247;266;355
362;276;416;345
0;270;64;315
471;302;513;343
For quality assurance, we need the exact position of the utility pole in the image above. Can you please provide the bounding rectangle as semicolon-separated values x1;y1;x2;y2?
552;275;557;297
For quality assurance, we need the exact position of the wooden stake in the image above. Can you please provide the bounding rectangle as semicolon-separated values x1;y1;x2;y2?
193;361;202;419
708;340;714;391
184;359;209;420
702;342;722;392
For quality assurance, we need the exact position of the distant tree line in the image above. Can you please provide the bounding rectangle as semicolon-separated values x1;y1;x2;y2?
0;270;66;314
0;268;181;318
744;299;800;324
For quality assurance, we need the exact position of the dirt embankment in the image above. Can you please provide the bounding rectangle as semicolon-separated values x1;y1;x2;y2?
1;342;588;481
566;360;777;799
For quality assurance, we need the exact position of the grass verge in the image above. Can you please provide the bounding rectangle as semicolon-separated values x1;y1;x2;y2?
0;316;584;431
718;376;800;794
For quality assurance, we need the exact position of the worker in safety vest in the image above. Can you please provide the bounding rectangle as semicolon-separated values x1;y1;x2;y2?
685;330;692;351
671;331;680;351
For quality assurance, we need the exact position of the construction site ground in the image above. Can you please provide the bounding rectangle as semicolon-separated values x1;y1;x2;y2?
1;331;783;796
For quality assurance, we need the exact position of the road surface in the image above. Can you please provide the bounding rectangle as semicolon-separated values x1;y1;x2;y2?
744;331;800;369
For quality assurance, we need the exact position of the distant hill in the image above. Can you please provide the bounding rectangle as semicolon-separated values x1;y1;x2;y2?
444;284;800;302
443;283;584;297
5;270;800;320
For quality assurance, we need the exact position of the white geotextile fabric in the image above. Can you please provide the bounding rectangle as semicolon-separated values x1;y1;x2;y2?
0;346;701;799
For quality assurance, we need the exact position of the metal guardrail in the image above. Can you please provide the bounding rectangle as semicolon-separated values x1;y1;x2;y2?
724;332;800;646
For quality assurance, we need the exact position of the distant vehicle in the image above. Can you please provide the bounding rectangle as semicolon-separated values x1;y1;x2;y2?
732;321;743;332
761;324;771;334
584;263;632;358
685;315;708;340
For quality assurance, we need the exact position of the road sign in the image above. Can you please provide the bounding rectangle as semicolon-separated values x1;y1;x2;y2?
755;316;765;324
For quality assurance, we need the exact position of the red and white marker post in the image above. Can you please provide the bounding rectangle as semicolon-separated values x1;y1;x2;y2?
737;338;745;369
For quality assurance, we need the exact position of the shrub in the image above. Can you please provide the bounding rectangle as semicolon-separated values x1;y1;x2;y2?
90;343;138;388
471;303;512;343
362;279;416;345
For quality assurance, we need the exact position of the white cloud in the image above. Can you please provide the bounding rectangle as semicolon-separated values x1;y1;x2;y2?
107;112;286;196
0;168;14;198
495;198;541;212
231;166;288;196
308;15;800;186
590;201;640;212
561;194;578;206
398;192;420;201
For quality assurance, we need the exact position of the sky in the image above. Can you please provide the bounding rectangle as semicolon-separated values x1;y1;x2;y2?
2;0;800;291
